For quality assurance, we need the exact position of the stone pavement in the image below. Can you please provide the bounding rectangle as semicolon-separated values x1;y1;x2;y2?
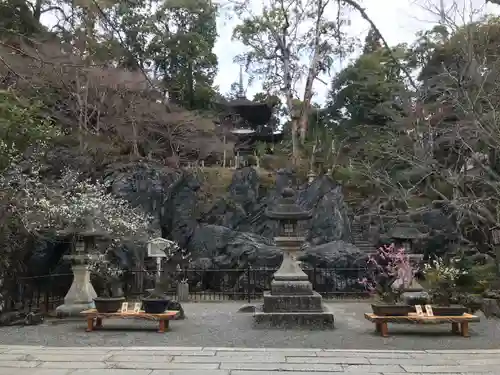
0;345;498;375
2;303;500;350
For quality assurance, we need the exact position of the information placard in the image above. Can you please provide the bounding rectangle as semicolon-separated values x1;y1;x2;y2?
425;304;434;317
121;302;129;313
133;302;142;313
415;305;424;316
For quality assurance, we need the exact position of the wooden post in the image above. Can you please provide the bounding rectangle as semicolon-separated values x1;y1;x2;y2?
86;318;94;332
460;322;469;337
380;322;389;337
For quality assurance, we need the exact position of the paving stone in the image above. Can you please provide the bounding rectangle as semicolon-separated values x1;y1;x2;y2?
402;365;496;373
456;358;500;365
150;371;229;375
342;364;405;372
425;349;500;354
109;350;215;356
8;349;110;355
0;369;73;375
107;361;220;370
230;372;342;375
0;361;40;368
411;353;500;360
109;355;173;362
323;349;425;353
0;346;44;350
219;362;343;371
0;354;26;361
370;358;459;365
126;346;204;351
318;351;413;358
71;370;152;375
286;356;369;364
215;351;317;357
209;347;318;352
38;361;108;369
25;354;112;361
173;355;284;363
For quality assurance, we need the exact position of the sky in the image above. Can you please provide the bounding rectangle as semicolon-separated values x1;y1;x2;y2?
40;0;499;104
215;0;499;104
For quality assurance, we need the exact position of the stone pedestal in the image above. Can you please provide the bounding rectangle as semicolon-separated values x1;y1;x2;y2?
254;241;334;328
56;264;97;317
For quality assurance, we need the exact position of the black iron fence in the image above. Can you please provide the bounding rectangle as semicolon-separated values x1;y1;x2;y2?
0;267;369;314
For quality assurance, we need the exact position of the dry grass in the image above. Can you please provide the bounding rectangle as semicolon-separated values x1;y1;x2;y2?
194;167;277;209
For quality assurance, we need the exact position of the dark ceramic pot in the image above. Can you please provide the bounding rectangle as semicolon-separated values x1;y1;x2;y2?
371;304;413;316
432;305;467;316
94;297;125;313
141;298;170;314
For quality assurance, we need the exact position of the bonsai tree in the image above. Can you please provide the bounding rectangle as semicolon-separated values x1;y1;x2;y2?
423;257;468;306
146;240;192;300
88;253;125;297
361;243;416;304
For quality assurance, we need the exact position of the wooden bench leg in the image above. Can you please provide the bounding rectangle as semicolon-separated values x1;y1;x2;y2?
95;318;103;329
86;318;94;332
380;322;389;337
460;322;469;337
158;320;166;333
451;322;460;334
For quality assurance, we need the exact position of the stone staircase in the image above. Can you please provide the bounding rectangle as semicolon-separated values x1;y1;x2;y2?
351;220;375;253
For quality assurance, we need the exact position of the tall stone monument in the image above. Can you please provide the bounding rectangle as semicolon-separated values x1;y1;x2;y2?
254;188;335;327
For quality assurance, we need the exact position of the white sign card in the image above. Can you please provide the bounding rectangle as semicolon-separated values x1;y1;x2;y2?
121;302;129;313
147;237;175;258
425;305;434;317
415;305;424;316
133;302;142;313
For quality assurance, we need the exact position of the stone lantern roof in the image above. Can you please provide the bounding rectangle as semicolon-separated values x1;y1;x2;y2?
265;188;312;221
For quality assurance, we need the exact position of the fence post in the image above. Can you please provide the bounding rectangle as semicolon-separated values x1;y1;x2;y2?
246;266;251;303
177;281;189;302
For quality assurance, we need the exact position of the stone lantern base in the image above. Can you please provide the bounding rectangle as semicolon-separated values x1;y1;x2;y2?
254;290;335;328
55;263;97;318
253;251;334;328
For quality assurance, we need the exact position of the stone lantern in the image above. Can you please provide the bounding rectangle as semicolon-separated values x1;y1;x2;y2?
389;225;424;264
55;220;108;317
254;187;334;327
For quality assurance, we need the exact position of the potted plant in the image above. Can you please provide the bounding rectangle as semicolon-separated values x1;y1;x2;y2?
141;240;191;314
423;257;468;316
361;244;416;316
141;288;171;314
90;257;125;313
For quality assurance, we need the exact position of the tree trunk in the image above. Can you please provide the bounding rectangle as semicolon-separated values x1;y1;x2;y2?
283;48;299;164
298;0;324;143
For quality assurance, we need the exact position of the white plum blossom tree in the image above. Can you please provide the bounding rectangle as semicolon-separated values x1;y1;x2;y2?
16;168;152;240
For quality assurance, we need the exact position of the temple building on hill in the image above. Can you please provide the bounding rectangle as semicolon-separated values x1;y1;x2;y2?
214;67;284;168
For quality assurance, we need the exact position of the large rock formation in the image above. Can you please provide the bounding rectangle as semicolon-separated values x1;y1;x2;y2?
20;162;368;297
105;163;362;273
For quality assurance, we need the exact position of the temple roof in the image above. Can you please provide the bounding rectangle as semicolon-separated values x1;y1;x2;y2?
389;226;425;240
215;98;273;126
214;66;273;125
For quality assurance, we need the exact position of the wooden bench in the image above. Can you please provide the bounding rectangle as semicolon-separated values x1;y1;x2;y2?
364;313;480;337
81;309;179;333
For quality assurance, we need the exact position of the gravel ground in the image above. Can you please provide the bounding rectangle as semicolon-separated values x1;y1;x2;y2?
1;302;500;349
